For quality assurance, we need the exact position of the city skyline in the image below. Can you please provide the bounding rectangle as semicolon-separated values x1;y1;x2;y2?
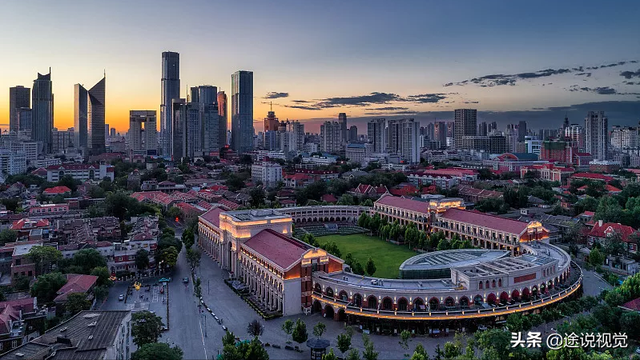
0;1;639;133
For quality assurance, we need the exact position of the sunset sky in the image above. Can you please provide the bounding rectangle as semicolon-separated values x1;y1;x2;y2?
1;0;639;133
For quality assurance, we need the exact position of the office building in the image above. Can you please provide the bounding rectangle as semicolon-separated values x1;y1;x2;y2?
339;113;348;143
564;124;585;150
186;102;202;158
171;99;187;161
320;121;342;153
290;120;305;152
74;84;88;151
525;136;542;156
32;70;54;154
610;126;637;150
387;118;420;163
161;51;180;156
349;125;358;142
128;110;157;155
231;70;254;153
454;109;477;149
110;128;116;138
433;121;447;147
52;127;74;154
478;122;488;136
74;76;106;155
190;85;222;155
9;86;30;133
264;108;279;132
517;121;527;142
218;91;228;146
17;108;32;133
585;111;608;160
0;149;27;177
367;118;387;153
251;162;283;188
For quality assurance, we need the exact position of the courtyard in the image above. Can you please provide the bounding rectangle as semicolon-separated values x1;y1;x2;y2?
316;233;417;278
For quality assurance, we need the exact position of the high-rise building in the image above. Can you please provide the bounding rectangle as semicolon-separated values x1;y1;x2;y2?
32;70;54;154
425;122;435;140
161;51;180;156
585;111;608;160
9;86;30;133
387;118;420;163
190;85;222;154
488;122;498;134
74;84;88;151
349;125;358;142
564;124;584;150
291;121;305;152
110;128;116;138
478;121;488;136
231;70;254;153
186;103;201;158
202;101;221;154
517;121;527;142
17;108;32;133
263;109;279;132
454;109;477;149
433;121;447;146
74;76;106;155
52;127;74;154
610;125;637;150
320;121;342;153
339;113;347;143
217;91;228;147
367;118;386;153
128;110;157;155
171;99;187;161
105;124;109;142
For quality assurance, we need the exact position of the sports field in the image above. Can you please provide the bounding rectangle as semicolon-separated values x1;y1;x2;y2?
316;233;417;279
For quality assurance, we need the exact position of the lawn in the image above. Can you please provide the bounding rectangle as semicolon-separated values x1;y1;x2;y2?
317;233;417;279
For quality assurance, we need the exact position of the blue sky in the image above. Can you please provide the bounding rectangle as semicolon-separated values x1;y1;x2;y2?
0;0;639;132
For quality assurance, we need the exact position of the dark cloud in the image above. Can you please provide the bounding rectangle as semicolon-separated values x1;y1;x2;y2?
364;110;418;116
291;99;311;103
283;104;322;111
464;101;479;104
624;81;639;85
621;69;640;79
568;85;640;96
404;93;448;103
313;92;401;108
447;60;637;87
264;92;289;99
369;106;409;111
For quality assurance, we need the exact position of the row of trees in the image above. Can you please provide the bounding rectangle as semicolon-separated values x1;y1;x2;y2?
130;311;183;360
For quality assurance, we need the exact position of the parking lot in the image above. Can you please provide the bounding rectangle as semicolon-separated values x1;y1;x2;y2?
100;278;169;325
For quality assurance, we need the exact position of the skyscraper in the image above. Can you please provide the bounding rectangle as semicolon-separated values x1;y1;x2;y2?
161;51;180;156
517;120;527;142
129;110;158;155
263;108;279;132
217;91;228;146
320;121;342;153
387;118;420;163
367;118;386;153
339;113;347;143
433;121;447;146
9;86;30;133
454;109;477;149
32;70;54;154
171;99;187;161
478;122;488;136
74;76;106;155
349;125;358;142
585;111;608;160
290;121;305;151
231;70;254;153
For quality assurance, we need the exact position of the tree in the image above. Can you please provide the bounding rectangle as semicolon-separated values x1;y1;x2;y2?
506;313;525;332
336;332;352;356
620;311;640;339
351;261;365;275
65;293;90;315
30;272;67;303
0;229;17;245
186;248;202;270
249;188;266;207
162;246;179;268
27;246;62;275
93;285;110;301
70;249;107;274
291;318;308;344
410;344;429;360
57;174;80;192
399;330;411;352
365;257;376;276
346;348;361;360
247;319;264;337
282;319;294;342
132;343;183;360
313;322;326;338
358;213;370;229
132;311;164;346
135;249;150;272
13;275;30;291
323;349;338;360
362;334;378;360
222;330;236;346
90;267;113;287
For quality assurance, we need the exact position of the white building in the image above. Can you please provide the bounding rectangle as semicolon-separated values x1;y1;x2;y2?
585;111;608;160
251;162;283;188
345;143;371;165
525;136;542;156
46;163;115;182
387;118;420;163
320;121;342;153
0;150;27;178
610;125;637;150
367;118;387;153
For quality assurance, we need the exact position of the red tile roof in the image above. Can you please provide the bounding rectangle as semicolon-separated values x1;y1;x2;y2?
621;297;640;311
54;274;98;302
605;184;622;193
571;173;613;182
31;167;47;176
440;208;529;234
588;222;637;243
218;198;240;210
375;194;429;214
321;194;337;203
242;229;308;270
43;186;72;195
200;207;224;227
10;218;50;230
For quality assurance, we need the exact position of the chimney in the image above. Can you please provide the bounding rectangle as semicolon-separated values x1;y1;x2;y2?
598;219;603;227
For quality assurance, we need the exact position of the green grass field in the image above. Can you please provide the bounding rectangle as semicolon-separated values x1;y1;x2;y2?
317;233;417;279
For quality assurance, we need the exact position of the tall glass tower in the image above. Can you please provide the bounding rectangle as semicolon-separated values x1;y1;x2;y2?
161;52;180;156
231;70;254;153
32;70;54;154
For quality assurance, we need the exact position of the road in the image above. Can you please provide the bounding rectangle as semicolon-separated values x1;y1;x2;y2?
581;269;613;297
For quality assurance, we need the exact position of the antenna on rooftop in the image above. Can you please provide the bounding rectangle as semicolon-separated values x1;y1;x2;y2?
270;101;273;111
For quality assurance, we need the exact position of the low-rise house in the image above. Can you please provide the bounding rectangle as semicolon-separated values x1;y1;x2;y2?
0;297;40;353
53;274;98;305
457;185;503;203
28;204;69;217
42;186;71;198
350;183;388;198
588;220;638;254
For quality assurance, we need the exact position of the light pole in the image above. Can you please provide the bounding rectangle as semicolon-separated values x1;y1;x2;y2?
202;313;207;337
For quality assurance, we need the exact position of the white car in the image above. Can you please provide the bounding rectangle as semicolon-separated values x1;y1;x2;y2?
118;294;124;301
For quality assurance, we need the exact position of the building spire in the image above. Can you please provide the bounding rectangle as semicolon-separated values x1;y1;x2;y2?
270;101;272;111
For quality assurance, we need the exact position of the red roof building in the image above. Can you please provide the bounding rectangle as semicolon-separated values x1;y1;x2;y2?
42;186;72;196
621;297;640;312
351;183;388;198
54;274;98;303
570;173;613;183
588;220;638;253
321;194;337;204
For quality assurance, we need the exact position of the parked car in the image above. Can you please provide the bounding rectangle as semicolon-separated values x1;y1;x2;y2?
183;277;189;283
118;294;124;301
